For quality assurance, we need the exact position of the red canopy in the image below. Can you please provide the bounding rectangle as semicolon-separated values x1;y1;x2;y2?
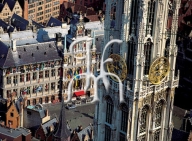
74;90;85;97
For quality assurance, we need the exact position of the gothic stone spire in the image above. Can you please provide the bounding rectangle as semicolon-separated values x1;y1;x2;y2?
53;96;71;141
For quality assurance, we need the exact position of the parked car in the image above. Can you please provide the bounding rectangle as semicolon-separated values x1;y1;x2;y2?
66;103;76;109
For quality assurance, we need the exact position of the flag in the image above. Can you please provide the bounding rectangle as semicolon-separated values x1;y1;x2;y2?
22;89;27;95
79;67;82;74
74;70;80;80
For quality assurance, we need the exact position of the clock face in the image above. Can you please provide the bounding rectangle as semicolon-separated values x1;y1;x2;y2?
107;54;127;82
149;57;170;85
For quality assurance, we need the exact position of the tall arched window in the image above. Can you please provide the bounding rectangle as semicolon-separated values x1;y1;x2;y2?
146;0;156;35
106;96;114;124
39;98;42;104
45;97;49;103
120;103;128;132
129;0;139;35
155;101;163;127
105;96;113;141
33;99;36;105
164;38;170;57
154;129;161;141
140;106;149;134
127;38;136;75
27;100;30;106
144;39;152;75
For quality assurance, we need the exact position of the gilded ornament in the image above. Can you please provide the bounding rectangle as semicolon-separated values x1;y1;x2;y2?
107;54;127;82
149;57;170;85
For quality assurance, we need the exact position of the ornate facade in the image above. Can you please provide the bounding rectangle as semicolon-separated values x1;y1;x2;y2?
94;0;180;141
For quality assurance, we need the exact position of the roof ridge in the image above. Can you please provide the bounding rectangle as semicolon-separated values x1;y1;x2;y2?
2;47;11;68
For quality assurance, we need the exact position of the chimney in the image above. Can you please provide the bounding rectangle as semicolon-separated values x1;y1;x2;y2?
32;25;37;33
11;39;16;52
45;109;49;117
9;122;12;128
56;33;62;46
61;23;67;29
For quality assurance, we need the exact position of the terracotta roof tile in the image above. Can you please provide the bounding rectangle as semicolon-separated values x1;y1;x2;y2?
85;15;100;22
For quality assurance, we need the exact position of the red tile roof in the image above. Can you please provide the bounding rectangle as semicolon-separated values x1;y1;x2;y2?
85;15;100;22
62;2;96;15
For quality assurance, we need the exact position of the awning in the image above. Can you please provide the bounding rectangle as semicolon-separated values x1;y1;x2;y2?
74;90;85;97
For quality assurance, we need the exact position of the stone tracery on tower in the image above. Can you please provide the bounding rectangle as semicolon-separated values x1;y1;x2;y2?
94;0;180;140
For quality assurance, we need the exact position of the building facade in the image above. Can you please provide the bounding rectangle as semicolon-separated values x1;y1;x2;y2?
94;0;180;141
0;96;20;129
22;0;60;24
0;41;63;105
0;0;23;22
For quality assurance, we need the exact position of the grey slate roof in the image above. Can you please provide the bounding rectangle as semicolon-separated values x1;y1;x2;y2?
11;13;29;31
9;30;38;46
0;41;9;68
32;20;45;28
42;118;57;135
10;30;35;40
47;17;62;27
3;0;16;10
0;33;9;41
36;26;69;42
77;125;92;141
53;97;71;140
1;41;61;68
84;21;104;30
0;19;14;33
27;104;47;118
0;126;31;138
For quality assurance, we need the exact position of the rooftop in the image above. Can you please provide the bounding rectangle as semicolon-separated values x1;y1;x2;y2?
42;117;57;135
27;104;48;119
77;125;92;141
47;17;62;27
0;126;31;138
0;41;61;68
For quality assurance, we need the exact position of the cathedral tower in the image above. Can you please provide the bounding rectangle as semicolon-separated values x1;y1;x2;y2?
94;0;180;141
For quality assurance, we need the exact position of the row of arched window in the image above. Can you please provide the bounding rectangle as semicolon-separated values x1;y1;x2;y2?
27;96;55;106
127;38;152;76
127;37;170;78
130;0;156;36
104;95;164;141
105;96;128;141
127;0;157;77
139;100;164;140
